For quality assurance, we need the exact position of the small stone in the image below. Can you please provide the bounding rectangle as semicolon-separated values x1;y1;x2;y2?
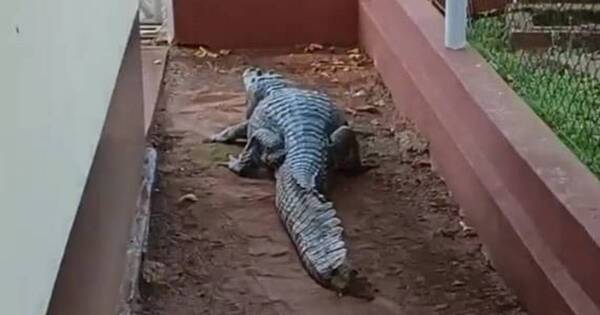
452;280;465;287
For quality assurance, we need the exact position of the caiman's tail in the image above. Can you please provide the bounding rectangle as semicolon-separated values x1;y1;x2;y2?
274;163;373;299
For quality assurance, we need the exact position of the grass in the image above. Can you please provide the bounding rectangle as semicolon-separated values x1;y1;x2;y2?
468;17;600;176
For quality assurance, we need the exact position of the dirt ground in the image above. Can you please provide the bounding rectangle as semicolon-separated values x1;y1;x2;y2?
136;47;526;315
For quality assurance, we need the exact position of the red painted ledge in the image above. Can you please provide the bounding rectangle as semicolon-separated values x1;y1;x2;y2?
171;0;358;48
359;0;600;314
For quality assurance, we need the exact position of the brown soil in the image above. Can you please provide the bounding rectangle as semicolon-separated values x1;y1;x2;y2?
137;47;526;315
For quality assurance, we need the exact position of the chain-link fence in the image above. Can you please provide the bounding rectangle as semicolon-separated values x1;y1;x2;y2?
467;0;600;176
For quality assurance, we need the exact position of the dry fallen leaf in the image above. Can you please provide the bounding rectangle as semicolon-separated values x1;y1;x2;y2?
304;43;324;53
349;53;363;61
352;90;367;97
218;49;231;56
345;108;358;116
194;47;208;58
355;105;379;114
178;193;199;203
142;260;167;284
347;48;361;54
194;47;219;59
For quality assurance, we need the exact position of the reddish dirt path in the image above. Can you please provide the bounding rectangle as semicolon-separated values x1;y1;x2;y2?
137;47;526;315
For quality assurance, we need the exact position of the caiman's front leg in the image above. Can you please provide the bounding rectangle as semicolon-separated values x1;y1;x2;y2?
205;121;248;144
223;128;285;177
329;125;377;175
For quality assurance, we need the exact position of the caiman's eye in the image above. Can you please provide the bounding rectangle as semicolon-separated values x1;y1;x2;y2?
256;69;263;76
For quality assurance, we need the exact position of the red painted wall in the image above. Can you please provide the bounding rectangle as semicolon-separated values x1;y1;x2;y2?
172;0;358;48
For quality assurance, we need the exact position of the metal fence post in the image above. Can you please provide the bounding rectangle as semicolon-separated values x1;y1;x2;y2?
445;0;468;50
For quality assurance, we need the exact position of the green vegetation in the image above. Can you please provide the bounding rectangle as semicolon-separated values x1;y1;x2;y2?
468;17;600;176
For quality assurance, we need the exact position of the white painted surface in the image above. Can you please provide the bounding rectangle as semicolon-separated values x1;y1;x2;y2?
445;0;468;50
0;1;138;314
164;0;175;43
139;0;164;24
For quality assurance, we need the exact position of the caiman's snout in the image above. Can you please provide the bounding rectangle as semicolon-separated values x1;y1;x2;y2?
242;66;265;89
242;66;263;79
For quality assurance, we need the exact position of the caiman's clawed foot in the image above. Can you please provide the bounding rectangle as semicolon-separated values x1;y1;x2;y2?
203;134;247;145
202;134;223;144
217;154;274;179
203;121;248;144
330;125;379;177
217;154;243;174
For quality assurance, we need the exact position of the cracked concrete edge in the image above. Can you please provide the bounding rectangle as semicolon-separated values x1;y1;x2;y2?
117;147;158;315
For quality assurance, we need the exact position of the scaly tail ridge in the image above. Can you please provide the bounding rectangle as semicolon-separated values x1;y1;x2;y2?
275;163;370;297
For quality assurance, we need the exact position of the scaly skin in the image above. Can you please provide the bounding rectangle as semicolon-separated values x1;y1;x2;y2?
207;67;373;299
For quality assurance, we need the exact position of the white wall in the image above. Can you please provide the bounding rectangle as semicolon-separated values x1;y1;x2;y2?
0;1;138;314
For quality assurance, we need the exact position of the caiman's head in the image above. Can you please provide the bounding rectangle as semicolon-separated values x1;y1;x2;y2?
242;67;290;118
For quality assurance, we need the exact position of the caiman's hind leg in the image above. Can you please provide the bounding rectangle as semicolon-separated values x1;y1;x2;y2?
329;125;377;176
223;128;285;177
205;121;248;144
